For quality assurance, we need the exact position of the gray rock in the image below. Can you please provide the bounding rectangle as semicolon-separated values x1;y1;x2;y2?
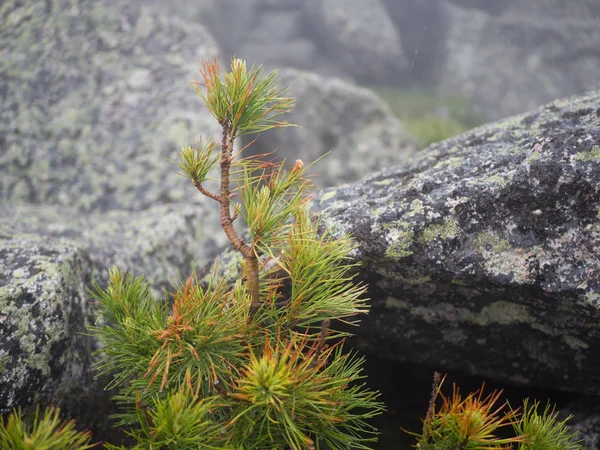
315;90;600;394
0;0;221;212
439;2;600;120
499;0;600;18
302;0;408;84
562;399;600;449
242;68;417;188
0;200;225;437
249;10;302;43
238;38;320;73
1;203;223;295
0;0;228;434
0;235;95;414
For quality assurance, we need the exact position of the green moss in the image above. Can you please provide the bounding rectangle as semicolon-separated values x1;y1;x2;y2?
385;222;414;258
404;275;432;285
407;199;424;217
528;150;542;162
419;217;458;243
0;353;9;374
451;279;471;286
372;179;393;187
385;296;409;309
486;174;510;188
320;190;337;203
432;156;464;171
574;145;600;162
473;232;511;253
368;86;483;150
12;268;26;278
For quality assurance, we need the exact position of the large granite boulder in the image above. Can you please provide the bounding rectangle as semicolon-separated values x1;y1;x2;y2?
0;0;224;435
0;234;111;434
0;204;222;295
301;0;407;84
242;68;417;188
132;0;600;123
0;202;222;414
438;1;600;120
138;0;407;85
0;0;220;211
315;89;600;395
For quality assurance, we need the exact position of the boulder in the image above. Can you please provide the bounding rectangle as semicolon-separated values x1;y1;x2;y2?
302;0;407;84
1;203;223;295
563;399;600;449
438;1;600;120
0;0;221;212
0;202;223;438
315;90;600;395
0;0;225;436
0;235;100;420
137;0;407;85
242;68;417;189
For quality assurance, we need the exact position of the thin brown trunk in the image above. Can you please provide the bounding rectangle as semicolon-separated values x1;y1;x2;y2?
218;121;260;313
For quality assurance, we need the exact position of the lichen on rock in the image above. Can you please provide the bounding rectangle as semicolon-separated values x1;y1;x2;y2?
0;235;93;414
316;89;600;395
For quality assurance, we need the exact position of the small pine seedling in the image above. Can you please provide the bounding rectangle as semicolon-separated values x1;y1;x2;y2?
89;57;384;449
412;373;583;450
513;399;582;450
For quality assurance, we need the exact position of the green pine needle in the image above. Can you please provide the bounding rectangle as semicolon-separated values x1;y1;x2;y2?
176;138;220;185
0;406;96;450
191;58;295;137
514;400;582;450
227;335;383;449
237;158;309;246
89;268;252;426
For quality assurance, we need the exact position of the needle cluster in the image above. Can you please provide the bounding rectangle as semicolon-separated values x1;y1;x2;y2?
412;373;583;450
0;406;95;450
90;58;383;449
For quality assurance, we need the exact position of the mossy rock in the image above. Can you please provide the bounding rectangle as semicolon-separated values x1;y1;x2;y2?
315;89;600;395
0;0;220;212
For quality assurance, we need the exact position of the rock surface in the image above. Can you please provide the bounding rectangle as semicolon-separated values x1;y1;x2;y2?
563;399;600;449
301;0;408;84
135;0;600;123
242;68;417;188
0;0;225;435
0;235;95;413
1;203;223;295
0;204;224;439
0;0;220;211
438;1;600;120
315;89;600;395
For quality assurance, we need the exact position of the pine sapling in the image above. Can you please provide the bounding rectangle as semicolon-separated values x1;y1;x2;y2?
90;57;384;449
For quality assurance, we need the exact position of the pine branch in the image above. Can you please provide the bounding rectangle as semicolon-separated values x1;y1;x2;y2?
0;406;96;450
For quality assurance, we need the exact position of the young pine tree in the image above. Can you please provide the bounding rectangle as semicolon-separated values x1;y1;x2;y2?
411;373;583;450
90;58;384;449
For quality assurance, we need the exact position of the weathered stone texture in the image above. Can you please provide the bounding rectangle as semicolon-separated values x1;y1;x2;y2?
1;203;223;295
439;2;600;120
0;0;220;211
301;0;408;84
315;90;600;394
0;236;93;413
